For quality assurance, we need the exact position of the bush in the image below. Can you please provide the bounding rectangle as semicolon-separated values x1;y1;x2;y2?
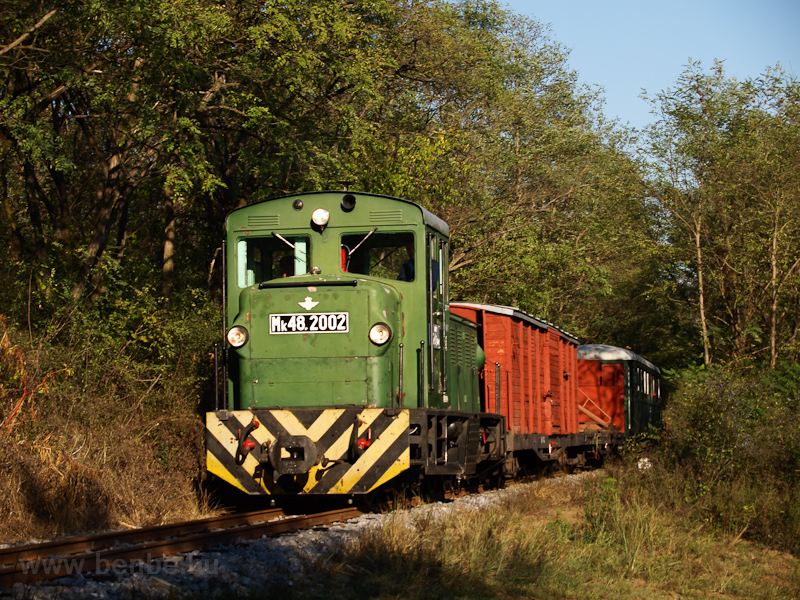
622;362;800;554
0;283;221;542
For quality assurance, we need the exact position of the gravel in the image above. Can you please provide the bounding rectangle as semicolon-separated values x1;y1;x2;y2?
1;473;592;600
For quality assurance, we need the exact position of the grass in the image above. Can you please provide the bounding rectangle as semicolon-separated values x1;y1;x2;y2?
254;469;800;600
0;309;219;543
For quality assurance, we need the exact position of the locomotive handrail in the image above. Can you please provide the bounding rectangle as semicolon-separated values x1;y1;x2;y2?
257;280;358;289
398;342;404;408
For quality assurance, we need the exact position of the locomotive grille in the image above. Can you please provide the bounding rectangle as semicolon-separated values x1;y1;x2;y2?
247;215;280;227
370;210;403;223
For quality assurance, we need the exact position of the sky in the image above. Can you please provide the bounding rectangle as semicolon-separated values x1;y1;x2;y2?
502;0;800;130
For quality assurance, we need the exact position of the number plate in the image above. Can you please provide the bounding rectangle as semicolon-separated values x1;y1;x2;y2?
269;312;349;334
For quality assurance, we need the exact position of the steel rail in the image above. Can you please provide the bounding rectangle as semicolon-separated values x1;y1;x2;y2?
0;507;363;588
0;508;285;568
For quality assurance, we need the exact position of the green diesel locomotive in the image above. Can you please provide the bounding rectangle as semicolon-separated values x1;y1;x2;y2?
207;191;504;496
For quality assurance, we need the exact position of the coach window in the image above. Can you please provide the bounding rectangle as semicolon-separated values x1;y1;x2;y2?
341;232;415;281
236;235;309;287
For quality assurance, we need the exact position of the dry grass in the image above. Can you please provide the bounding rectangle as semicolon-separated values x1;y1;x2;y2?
0;427;214;543
0;314;219;544
261;471;800;600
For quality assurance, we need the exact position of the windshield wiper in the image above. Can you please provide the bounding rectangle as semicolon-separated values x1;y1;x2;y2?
348;227;378;257
342;227;378;272
271;231;308;261
272;231;295;249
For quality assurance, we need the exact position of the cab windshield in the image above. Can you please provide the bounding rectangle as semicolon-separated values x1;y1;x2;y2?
341;232;415;282
236;234;309;287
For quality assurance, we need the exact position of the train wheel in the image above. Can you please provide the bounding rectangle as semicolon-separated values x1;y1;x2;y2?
503;453;518;479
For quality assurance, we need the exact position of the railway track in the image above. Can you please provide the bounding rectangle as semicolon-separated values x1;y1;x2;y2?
0;506;364;588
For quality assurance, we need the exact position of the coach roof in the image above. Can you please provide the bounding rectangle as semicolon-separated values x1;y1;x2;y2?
450;301;579;344
577;344;659;373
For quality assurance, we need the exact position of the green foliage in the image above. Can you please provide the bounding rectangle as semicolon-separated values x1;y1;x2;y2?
645;61;800;367
582;476;621;541
0;0;682;362
639;362;800;553
665;363;800;478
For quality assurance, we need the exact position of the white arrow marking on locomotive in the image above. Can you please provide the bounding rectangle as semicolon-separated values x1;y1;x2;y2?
298;296;319;310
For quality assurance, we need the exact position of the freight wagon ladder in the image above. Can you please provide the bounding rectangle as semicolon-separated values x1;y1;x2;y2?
577;388;612;430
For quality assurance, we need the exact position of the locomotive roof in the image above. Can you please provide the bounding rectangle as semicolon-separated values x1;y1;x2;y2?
450;302;579;344
577;344;659;373
228;191;450;237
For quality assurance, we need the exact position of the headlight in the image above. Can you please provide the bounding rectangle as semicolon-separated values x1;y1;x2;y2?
311;208;330;227
227;325;249;348
368;323;392;345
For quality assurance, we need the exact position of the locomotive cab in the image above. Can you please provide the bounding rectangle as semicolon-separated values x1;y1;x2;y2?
223;191;450;411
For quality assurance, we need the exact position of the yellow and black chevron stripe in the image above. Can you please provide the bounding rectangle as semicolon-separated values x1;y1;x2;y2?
206;408;411;495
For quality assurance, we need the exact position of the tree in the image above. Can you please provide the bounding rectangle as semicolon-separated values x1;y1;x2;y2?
0;0;402;305
0;0;231;302
645;61;800;367
0;0;680;367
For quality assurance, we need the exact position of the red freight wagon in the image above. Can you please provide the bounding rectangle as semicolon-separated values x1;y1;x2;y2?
450;303;580;439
